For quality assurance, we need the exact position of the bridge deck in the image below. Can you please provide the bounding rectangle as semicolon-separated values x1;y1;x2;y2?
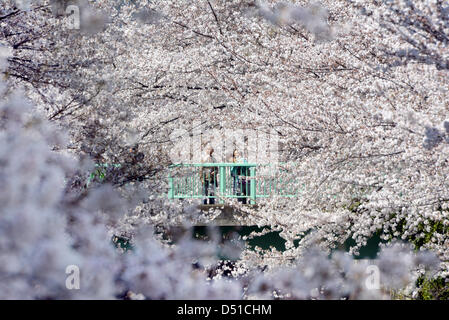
193;204;257;226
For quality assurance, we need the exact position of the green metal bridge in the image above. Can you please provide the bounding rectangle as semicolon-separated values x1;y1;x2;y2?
168;163;299;204
85;162;299;206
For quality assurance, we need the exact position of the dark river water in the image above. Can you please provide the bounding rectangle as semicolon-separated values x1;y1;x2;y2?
192;226;384;260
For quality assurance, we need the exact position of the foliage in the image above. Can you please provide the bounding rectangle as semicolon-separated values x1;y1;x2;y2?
0;0;448;299
416;276;449;300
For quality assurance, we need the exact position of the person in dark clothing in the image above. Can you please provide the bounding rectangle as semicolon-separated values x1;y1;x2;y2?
200;146;218;204
230;149;249;204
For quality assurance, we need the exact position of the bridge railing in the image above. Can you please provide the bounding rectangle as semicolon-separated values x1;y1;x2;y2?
167;163;299;204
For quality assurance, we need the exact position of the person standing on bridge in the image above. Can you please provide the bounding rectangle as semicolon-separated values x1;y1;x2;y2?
231;149;249;204
200;145;218;205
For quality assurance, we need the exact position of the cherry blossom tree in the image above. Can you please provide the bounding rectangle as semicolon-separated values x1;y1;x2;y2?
0;0;448;298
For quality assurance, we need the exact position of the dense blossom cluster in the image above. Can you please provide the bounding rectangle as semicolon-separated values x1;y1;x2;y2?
0;0;448;298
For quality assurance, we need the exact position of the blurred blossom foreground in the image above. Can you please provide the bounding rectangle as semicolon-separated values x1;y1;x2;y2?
0;0;448;299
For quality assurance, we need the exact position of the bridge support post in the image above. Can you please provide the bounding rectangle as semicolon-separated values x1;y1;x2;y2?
168;174;174;199
219;166;226;204
250;167;256;205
